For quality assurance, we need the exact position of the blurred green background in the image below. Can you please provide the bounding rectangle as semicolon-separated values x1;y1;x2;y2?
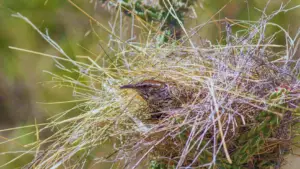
0;0;300;168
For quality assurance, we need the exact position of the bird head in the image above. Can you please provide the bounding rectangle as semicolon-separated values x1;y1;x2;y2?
120;80;166;99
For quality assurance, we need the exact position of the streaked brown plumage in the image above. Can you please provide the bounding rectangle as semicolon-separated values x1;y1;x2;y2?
120;80;194;118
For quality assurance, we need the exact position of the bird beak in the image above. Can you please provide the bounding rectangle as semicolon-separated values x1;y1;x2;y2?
120;84;136;89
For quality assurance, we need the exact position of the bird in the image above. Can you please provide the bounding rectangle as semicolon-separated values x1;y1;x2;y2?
120;80;195;118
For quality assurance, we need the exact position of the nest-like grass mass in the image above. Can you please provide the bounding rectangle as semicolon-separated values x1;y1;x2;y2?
16;4;300;169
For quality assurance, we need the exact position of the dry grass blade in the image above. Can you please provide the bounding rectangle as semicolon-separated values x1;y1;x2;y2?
2;1;300;169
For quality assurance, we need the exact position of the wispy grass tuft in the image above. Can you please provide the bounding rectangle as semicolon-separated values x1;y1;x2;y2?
2;1;300;169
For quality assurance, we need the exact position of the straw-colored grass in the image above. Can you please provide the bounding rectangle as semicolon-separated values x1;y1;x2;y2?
2;1;300;169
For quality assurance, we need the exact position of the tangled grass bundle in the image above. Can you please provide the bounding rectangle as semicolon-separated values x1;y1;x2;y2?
6;2;300;169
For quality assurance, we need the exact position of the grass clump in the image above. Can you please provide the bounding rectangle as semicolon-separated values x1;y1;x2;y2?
3;1;300;169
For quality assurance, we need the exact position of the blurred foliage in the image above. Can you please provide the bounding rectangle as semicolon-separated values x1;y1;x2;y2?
0;0;300;168
102;0;197;41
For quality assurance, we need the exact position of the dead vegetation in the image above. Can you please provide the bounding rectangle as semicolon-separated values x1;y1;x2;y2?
3;1;300;169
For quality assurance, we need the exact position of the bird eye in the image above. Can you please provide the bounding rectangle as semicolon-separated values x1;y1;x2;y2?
140;84;151;88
